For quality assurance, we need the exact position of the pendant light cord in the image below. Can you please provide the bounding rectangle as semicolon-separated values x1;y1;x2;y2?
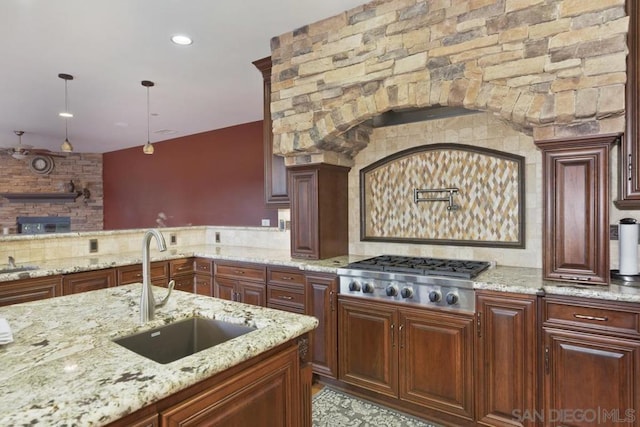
146;85;150;143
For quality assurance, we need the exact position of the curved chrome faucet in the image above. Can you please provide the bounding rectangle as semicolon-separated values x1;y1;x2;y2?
140;229;175;324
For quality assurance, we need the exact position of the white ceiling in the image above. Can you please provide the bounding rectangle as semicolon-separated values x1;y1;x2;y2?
0;0;366;154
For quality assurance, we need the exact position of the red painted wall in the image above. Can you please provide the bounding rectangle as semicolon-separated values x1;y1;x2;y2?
103;121;278;229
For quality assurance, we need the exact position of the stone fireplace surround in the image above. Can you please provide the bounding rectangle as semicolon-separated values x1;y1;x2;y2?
269;0;627;165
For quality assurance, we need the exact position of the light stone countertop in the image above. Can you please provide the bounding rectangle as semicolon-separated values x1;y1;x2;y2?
0;284;318;426
0;244;365;283
3;245;640;303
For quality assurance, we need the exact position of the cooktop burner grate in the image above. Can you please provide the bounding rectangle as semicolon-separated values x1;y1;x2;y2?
344;255;490;279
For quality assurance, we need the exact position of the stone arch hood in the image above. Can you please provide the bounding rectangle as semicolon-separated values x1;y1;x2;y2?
269;0;628;160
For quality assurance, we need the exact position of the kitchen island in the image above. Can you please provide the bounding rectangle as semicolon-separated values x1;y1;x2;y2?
0;284;318;426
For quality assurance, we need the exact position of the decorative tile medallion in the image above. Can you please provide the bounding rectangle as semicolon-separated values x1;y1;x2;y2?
360;143;525;248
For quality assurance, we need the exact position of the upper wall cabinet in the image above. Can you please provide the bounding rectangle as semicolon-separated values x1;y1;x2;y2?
616;0;640;208
535;134;617;285
252;56;289;208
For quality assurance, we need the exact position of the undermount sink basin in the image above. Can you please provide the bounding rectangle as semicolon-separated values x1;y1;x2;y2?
113;317;256;364
0;265;38;274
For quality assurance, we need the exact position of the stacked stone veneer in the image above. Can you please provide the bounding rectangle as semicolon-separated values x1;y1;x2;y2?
0;153;103;232
270;0;628;161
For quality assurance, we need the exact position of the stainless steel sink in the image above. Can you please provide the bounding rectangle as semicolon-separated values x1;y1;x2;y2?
0;265;38;274
113;317;256;364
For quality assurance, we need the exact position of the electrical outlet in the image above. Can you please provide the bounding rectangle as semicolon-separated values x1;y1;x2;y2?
611;224;640;243
170;233;177;245
215;232;221;243
261;219;270;227
89;239;98;253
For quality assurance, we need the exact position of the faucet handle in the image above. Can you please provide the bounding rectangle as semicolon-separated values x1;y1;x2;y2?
155;280;175;308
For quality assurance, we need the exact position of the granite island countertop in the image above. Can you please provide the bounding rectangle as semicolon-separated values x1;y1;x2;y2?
0;284;318;426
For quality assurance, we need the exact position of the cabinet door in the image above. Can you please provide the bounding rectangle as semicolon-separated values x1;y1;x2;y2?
0;275;63;306
536;136;615;284
617;0;640;207
172;275;194;293
543;328;640;427
214;277;236;301
63;269;116;295
476;292;538;427
161;345;300;426
237;281;266;307
194;274;212;296
252;56;289;208
306;273;338;378
289;168;318;259
400;307;475;421
338;297;398;397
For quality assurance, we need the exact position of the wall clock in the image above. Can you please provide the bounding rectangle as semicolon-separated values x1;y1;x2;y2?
29;155;54;175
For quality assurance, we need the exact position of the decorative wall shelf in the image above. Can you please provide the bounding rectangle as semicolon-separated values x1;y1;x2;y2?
0;192;81;203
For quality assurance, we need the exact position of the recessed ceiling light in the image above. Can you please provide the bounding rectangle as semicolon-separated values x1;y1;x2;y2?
171;34;193;46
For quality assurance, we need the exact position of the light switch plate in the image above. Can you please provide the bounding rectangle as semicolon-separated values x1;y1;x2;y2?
261;219;270;227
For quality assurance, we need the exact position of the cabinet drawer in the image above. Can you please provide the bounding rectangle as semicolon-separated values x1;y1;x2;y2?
195;274;212;296
195;259;212;275
172;275;194;293
118;261;168;285
215;262;265;281
268;268;305;285
544;297;640;337
170;258;194;276
267;284;305;311
268;301;305;315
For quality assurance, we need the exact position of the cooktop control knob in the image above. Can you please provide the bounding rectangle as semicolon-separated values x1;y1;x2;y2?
362;283;374;294
445;292;459;305
348;281;361;292
385;285;398;297
400;287;414;299
428;291;441;302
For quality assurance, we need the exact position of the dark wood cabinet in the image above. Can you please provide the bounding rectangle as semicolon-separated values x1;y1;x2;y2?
252;56;289;208
0;275;63;306
617;0;640;208
194;258;213;296
289;163;349;260
267;267;306;313
475;291;538;427
117;261;169;287
305;273;338;378
169;258;194;293
62;268;117;295
338;297;475;424
535;135;616;285
160;344;301;426
214;260;266;306
542;296;640;427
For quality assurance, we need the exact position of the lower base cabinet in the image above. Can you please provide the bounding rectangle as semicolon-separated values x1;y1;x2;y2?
0;275;63;306
542;296;640;427
338;297;475;425
475;291;537;427
108;336;311;427
62;269;117;294
305;273;338;378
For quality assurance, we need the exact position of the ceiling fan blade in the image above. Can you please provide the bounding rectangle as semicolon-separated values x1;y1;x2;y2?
30;149;66;158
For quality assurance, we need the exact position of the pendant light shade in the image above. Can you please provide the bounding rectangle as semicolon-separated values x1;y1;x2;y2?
142;80;155;155
58;73;74;153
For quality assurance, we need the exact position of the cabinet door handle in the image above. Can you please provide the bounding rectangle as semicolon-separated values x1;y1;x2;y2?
234;270;244;275
281;276;293;280
279;295;293;300
559;275;591;281
391;324;395;348
573;313;608;322
177;266;189;271
477;312;482;338
399;324;405;349
544;346;550;375
629;154;633;181
329;291;335;312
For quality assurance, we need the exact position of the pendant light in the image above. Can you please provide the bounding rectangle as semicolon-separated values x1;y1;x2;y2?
142;80;155;155
58;73;74;153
